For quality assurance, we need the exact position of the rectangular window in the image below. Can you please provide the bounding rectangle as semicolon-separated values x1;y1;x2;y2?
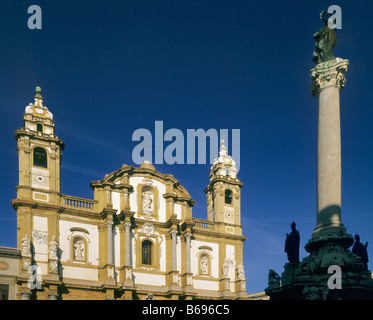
0;284;9;300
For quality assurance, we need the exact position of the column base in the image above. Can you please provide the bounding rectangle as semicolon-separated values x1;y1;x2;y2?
220;277;234;299
181;273;196;296
167;271;182;293
103;264;116;286
121;266;134;288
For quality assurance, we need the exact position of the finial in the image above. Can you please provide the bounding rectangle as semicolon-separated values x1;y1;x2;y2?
34;79;43;101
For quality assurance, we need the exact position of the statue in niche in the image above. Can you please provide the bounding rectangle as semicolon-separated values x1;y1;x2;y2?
285;221;300;263
312;11;337;64
49;236;59;260
73;237;85;261
21;235;31;257
200;255;208;274
142;187;154;212
352;234;369;271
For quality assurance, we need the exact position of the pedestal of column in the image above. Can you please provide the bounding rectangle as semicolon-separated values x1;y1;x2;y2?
219;277;234;299
121;222;134;288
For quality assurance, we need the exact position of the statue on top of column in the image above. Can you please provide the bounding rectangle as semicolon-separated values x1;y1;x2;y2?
313;11;337;64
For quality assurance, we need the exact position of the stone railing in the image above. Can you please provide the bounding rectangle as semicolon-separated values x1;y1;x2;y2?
192;218;215;230
61;194;97;211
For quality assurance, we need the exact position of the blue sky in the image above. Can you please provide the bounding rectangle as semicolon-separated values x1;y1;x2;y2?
1;0;373;295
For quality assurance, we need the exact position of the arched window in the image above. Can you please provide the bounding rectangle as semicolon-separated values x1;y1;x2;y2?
36;123;43;133
225;189;232;205
33;147;47;168
142;240;152;265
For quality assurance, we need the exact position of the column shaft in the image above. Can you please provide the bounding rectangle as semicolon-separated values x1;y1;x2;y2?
107;221;114;265
185;233;191;273
310;58;348;233
124;223;131;266
317;85;342;229
171;230;177;271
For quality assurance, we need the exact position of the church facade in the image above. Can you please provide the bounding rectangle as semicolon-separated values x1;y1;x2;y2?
8;87;248;300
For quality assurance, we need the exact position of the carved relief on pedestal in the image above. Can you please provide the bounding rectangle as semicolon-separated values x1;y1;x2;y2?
31;230;48;245
222;258;234;278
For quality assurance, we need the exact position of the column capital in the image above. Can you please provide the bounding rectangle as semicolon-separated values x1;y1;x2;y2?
106;220;114;228
123;221;131;229
170;229;178;237
310;58;349;96
184;232;192;240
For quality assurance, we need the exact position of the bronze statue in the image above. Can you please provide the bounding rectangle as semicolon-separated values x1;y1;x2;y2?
285;221;300;263
313;11;337;64
352;234;369;271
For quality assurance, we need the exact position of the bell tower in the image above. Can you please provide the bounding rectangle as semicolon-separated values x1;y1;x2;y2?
14;86;64;204
205;139;243;234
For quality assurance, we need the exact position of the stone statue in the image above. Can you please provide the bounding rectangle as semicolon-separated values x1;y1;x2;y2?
222;259;230;278
73;238;85;260
312;11;337;64
142;189;153;211
49;236;59;260
285;221;300;263
352;234;369;271
21;235;31;257
267;269;281;288
200;256;208;274
237;264;245;280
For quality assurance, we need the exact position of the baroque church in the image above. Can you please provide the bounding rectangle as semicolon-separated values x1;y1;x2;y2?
0;87;251;300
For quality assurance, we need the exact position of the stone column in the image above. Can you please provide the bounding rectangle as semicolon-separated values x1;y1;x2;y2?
124;222;131;266
48;293;58;300
310;58;349;234
184;233;192;274
21;292;31;300
106;220;114;265
170;230;178;272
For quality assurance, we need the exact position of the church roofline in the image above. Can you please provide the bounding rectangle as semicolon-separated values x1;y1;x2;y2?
90;163;194;202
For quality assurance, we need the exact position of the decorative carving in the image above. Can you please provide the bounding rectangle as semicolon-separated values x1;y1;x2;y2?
310;58;348;96
236;264;245;280
49;236;59;260
21;235;31;257
141;223;155;237
49;260;59;274
142;186;154;213
303;284;329;300
22;257;31;271
144;293;156;300
267;269;281;288
31;231;48;245
222;258;234;278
